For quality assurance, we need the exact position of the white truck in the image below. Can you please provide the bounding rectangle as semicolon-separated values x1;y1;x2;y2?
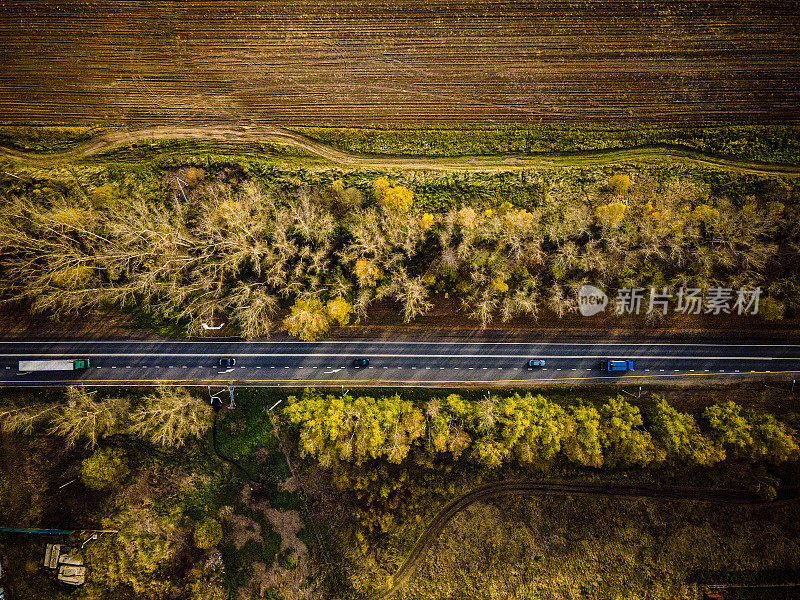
18;359;90;372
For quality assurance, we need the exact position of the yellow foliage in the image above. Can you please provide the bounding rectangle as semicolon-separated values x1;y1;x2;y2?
607;174;631;195
193;517;222;549
484;208;493;218
355;257;383;287
457;206;476;229
282;297;330;341
692;203;719;222
82;447;129;490
491;276;509;294
373;178;413;213
595;201;627;228
326;296;353;326
419;213;435;231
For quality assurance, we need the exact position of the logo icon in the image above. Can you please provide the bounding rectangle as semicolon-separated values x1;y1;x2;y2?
578;285;608;316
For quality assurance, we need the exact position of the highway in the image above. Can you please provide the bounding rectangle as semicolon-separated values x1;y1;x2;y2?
1;340;800;387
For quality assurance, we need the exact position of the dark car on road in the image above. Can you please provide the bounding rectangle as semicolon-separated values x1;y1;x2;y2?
352;358;370;368
527;359;546;367
218;358;236;367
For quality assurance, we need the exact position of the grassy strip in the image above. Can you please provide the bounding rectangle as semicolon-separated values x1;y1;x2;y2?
0;125;106;153
81;138;328;166
289;124;800;164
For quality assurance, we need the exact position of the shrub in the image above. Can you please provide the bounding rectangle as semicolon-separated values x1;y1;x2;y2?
607;174;631;195
193;517;223;549
81;447;130;490
595;201;627;228
373;177;413;213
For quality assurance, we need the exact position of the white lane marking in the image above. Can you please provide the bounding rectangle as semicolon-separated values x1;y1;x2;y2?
369;366;374;369
645;369;650;371
454;367;459;370
284;366;290;369
111;366;116;369
270;366;275;369
469;367;474;370
182;366;187;369
440;367;445;370
556;368;562;371
298;366;303;369
542;368;548;371
384;366;389;369
571;368;576;371
689;369;695;372
412;367;417;370
4;367;9;369
482;367;488;370
674;369;679;372
426;367;431;370
256;366;261;369
324;368;342;374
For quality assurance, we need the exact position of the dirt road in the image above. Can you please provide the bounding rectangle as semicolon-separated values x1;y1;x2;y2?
3;125;800;176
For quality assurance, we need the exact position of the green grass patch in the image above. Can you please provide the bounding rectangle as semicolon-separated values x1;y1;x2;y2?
0;125;106;153
81;138;329;168
289;124;800;164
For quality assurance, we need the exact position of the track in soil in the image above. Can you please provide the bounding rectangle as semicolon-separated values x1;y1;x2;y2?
373;479;785;599
2;125;800;176
1;0;799;125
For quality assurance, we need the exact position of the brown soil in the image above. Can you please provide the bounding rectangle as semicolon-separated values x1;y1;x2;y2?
1;0;799;125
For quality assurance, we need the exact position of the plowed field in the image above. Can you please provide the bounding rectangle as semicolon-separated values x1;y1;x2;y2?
1;0;799;125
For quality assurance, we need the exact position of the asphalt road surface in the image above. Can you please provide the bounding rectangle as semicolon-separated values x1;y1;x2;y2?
1;340;799;387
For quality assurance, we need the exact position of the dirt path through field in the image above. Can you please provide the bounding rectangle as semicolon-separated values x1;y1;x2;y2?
372;479;787;599
3;125;800;175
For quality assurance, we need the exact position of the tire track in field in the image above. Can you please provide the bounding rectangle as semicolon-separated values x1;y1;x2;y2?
1;126;800;176
372;479;782;599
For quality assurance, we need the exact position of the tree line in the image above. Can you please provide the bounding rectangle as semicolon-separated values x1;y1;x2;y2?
284;389;798;470
0;385;210;448
0;169;796;339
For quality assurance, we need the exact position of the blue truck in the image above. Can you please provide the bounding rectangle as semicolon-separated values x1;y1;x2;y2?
601;360;634;372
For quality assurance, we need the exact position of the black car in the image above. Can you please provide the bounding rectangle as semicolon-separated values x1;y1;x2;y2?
218;358;236;367
352;358;370;368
